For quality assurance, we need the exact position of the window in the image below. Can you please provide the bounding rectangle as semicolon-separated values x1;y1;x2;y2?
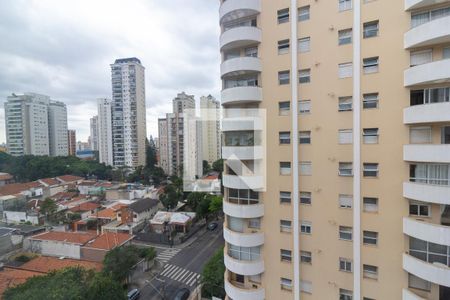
363;264;378;280
444;47;450;59
298;37;310;53
279;131;291;144
300;250;312;263
339;129;353;144
279;71;290;85
249;274;261;283
339;62;353;78
410;163;450;185
300;161;312;176
363;57;379;73
300;191;312;205
339;162;353;176
363;197;378;213
281;277;292;291
228;244;260;261
300;280;312;294
278;8;289;24
280;220;292;232
363;163;379;177
339;257;352;272
245;47;258;57
363;231;378;245
281;249;292;262
280;162;291;175
301;221;312;234
298;6;310;21
410;87;450;106
299;100;311;114
410;126;431;144
363;93;379;109
248;218;261;229
280;191;291;204
339;0;352;11
363;21;379;38
338;28;352;45
338;96;352;111
410;49;432;67
339;226;353;241
299;69;311;83
408;273;431;291
409;201;430;217
411;6;450;28
278;39;290;55
339;194;353;209
279;101;290;116
340;288;353;300
363;128;379;144
299;131;311;144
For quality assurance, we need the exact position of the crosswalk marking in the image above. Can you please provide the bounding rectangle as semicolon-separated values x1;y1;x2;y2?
159;264;201;287
156;248;181;263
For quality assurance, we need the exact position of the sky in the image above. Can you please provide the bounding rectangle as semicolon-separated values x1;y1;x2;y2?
0;0;221;143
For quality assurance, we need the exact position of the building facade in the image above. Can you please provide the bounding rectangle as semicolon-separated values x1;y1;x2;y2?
97;98;113;166
219;1;450;300
200;95;221;164
110;57;147;168
89;116;99;151
67;130;76;156
4;93;68;157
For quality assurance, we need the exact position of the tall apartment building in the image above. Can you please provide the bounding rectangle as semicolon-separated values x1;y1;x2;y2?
200;95;221;164
110;57;147;168
4;93;68;157
97;98;113;166
89;115;99;151
67;129;77;156
219;1;450;300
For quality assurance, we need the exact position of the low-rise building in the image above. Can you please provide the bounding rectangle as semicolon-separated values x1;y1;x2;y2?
0;173;14;186
2;211;41;225
150;211;195;234
81;232;133;262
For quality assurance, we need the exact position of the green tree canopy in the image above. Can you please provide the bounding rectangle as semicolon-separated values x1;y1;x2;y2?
103;245;141;283
3;267;125;300
159;185;180;210
211;159;224;173
40;198;58;220
186;192;207;211
202;160;211;175
208;195;223;215
201;248;225;299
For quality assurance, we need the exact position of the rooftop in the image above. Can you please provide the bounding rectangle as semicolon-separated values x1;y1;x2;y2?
18;256;102;273
56;175;83;183
29;231;96;245
0;268;41;296
84;232;133;250
128;198;159;213
0;173;13;181
95;208;117;220
114;57;141;64
150;211;195;225
0;182;42;196
38;178;60;186
69;202;100;213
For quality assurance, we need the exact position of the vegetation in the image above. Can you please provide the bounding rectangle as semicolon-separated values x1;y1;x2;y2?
201;248;225;299
186;192;223;220
211;159;224;173
40;198;58;221
3;267;126;300
0;152;113;182
202;160;211;175
208;195;223;217
159;184;181;210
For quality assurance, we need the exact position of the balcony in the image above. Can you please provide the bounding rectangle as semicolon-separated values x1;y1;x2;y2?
224;252;264;276
222;145;264;160
221;86;262;105
225;272;265;300
402;289;427;300
404;144;450;163
403;253;450;287
403;181;450;205
223;200;264;218
224;227;264;247
404;59;450;87
223;174;264;190
404;217;450;246
404;102;450;124
220;0;261;24
221;57;262;78
220;26;262;51
405;15;450;48
222;116;263;132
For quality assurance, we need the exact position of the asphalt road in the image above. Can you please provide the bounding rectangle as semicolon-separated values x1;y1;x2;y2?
139;222;224;300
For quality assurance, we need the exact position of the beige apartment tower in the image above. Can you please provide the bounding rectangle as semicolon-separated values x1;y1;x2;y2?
219;1;450;300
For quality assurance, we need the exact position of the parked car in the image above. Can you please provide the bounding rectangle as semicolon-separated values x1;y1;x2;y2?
173;288;190;300
127;288;140;300
207;222;218;231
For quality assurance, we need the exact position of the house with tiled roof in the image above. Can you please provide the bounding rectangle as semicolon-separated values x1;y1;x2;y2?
68;202;100;219
0;182;44;198
0;268;41;297
81;232;133;262
0;173;14;186
55;175;83;184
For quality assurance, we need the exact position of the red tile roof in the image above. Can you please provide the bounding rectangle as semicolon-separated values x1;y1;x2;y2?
56;175;83;183
95;208;117;219
0;182;42;196
39;178;60;186
0;268;41;297
30;231;96;245
84;232;133;250
19;256;102;273
51;191;77;202
69;202;100;213
78;181;96;186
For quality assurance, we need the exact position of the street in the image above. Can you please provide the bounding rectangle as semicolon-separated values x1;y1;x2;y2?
139;222;224;299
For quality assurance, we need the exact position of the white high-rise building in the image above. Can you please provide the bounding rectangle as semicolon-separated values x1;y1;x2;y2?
4;93;68;157
97;98;113;166
48;100;68;157
200;95;221;164
89;115;99;151
110;57;147;168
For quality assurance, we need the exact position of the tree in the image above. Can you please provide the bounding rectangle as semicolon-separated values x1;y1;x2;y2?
139;247;156;270
159;185;180;210
201;248;225;299
208;195;223;216
3;267;126;300
187;192;206;211
196;196;211;220
103;245;141;283
202;160;211;175
40;198;57;220
211;159;224;173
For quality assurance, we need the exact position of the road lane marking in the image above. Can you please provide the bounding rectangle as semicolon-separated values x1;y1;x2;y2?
160;264;176;276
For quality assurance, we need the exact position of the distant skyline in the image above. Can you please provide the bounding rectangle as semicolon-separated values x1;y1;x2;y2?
0;0;221;143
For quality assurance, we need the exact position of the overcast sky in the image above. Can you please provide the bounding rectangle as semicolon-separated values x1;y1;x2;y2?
0;0;221;143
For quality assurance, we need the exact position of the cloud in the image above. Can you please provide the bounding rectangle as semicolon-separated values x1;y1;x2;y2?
0;0;221;143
